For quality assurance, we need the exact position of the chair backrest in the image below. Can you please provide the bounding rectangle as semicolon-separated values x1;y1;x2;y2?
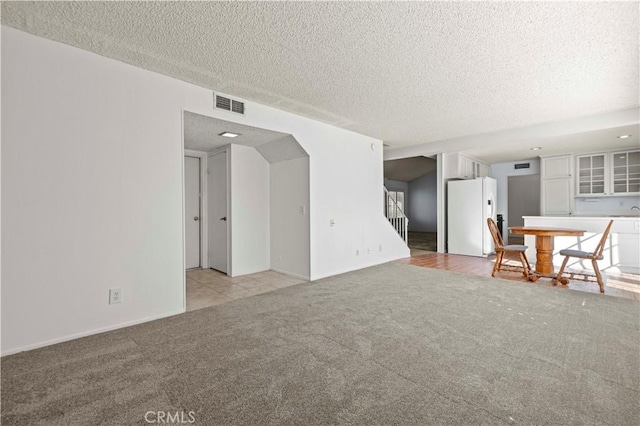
593;220;614;258
487;218;504;249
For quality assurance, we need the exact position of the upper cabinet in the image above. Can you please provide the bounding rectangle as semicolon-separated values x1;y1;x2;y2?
444;153;489;180
542;154;572;178
576;149;639;196
478;162;490;179
576;153;607;196
611;150;640;195
541;154;574;216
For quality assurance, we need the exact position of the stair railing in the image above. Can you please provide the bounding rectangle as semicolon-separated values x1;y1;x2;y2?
383;186;408;243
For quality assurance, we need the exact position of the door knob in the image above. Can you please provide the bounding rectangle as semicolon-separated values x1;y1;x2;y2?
220;216;227;221
194;216;199;221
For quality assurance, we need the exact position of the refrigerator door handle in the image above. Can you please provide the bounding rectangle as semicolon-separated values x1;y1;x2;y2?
488;195;495;218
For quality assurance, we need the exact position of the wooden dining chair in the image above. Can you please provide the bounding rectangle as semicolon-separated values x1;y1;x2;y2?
554;220;614;293
487;218;531;279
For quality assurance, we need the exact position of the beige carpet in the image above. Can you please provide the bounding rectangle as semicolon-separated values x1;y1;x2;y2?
2;263;639;425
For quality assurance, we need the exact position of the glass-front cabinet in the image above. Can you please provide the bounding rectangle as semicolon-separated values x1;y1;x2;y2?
577;153;607;196
612;150;640;195
576;150;640;196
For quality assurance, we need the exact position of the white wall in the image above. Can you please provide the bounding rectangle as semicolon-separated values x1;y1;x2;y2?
229;144;270;276
1;27;199;354
1;27;409;354
408;171;438;232
490;160;541;233
270;157;310;279
307;138;409;279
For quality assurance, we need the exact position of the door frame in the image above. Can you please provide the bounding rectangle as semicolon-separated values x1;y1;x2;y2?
207;146;232;276
184;149;209;270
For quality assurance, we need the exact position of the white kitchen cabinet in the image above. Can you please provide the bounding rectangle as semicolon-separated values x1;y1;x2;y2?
443;153;489;180
542;154;572;178
611;149;640;195
575;150;639;196
541;155;574;215
576;153;607;196
478;162;490;178
461;156;475;179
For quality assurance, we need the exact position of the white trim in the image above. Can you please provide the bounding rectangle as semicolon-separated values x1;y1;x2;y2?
180;114;186;311
226;148;232;276
270;268;310;281
436;152;446;253
1;309;186;357
184;149;209;269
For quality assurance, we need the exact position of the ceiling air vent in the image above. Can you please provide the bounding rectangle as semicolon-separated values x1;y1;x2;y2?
231;100;245;114
215;94;231;111
214;93;245;115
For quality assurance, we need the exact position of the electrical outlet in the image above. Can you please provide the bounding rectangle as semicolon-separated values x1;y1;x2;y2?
367;248;371;254
109;288;122;305
356;250;359;256
379;244;383;252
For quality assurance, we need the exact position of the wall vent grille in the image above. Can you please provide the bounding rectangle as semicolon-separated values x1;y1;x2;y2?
231;100;245;114
214;93;245;115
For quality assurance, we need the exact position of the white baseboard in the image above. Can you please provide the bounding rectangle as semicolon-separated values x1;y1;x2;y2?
1;308;186;357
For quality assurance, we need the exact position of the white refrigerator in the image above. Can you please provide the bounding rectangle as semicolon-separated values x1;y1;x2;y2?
447;177;497;257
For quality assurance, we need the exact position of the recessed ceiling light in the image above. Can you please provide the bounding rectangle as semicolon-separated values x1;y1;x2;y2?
530;147;542;151
617;134;631;139
219;131;240;138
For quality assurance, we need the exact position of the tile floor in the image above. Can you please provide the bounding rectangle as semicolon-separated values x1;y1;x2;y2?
186;268;306;311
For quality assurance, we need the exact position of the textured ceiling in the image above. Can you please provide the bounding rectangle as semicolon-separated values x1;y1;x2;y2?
2;1;639;160
384;157;437;182
184;112;307;163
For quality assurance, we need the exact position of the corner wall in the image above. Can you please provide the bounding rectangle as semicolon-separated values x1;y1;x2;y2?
270;157;310;279
229;144;270;276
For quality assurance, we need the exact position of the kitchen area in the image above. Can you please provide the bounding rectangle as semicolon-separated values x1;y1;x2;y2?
525;149;640;275
444;144;640;291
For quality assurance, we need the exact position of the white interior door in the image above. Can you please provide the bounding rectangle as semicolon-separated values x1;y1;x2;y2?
184;156;201;269
208;151;228;273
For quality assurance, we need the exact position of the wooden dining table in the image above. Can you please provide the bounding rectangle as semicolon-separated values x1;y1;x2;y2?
508;226;586;278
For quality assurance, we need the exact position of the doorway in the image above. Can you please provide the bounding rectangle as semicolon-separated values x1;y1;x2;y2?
184;155;201;269
507;174;541;244
383;156;438;255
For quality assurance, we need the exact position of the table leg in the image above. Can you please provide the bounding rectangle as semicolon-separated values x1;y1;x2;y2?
535;235;555;275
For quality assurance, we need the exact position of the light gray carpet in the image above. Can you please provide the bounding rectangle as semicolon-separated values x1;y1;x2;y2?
2;263;639;425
